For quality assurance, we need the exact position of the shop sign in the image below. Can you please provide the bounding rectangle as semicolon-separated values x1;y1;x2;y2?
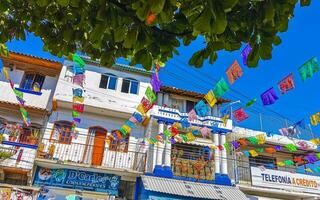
251;166;320;194
33;167;120;195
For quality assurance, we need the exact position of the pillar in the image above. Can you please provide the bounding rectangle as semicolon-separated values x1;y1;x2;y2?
220;134;228;174
164;124;172;167
156;121;164;166
214;133;220;174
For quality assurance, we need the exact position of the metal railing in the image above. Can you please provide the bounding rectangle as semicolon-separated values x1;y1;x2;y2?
37;138;147;172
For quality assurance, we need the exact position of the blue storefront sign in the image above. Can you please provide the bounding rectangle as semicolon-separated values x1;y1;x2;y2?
33;167;120;195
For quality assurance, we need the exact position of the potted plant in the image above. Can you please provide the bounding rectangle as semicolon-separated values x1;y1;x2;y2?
8;131;17;142
28;129;40;145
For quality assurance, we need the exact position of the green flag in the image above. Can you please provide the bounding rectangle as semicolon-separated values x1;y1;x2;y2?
213;78;229;97
13;89;23;99
299;57;319;81
145;86;157;103
73;54;85;67
245;98;256;107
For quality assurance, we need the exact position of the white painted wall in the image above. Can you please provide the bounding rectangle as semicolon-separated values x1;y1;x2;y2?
0;67;59;110
55;61;151;115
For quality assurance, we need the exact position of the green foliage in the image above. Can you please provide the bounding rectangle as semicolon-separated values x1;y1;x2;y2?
0;0;311;69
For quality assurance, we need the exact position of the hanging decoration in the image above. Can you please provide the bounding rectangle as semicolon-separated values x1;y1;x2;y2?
213;78;229;98
245;98;256;108
1;54;31;126
278;73;295;94
71;54;86;128
204;90;217;107
232;108;248;122
226;60;243;84
310;112;320;126
260;87;279;106
194;100;209;117
240;44;252;66
298;57;319;81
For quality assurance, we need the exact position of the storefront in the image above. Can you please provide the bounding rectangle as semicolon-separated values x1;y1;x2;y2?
33;166;121;200
135;175;248;200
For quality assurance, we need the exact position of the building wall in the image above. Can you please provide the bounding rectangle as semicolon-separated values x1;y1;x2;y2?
0;67;59;111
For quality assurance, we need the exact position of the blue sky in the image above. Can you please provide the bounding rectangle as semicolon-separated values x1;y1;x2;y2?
5;2;320;139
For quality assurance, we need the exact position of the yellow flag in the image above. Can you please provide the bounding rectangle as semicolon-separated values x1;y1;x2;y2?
221;114;230;127
256;134;266;145
310;112;320;126
277;162;285;167
3;67;9;80
73;96;84;103
122;124;131;134
204;90;217;107
310;138;320;145
249;150;258;157
186;132;196;141
136;104;146;115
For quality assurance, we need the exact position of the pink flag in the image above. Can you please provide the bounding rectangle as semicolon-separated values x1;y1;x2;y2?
73;103;84;113
188;109;197;121
73;74;85;87
232;108;248;122
200;126;210;138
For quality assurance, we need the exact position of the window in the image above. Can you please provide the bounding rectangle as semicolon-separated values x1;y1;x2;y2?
109;130;130;152
20;73;45;91
171;98;184;111
19;126;41;144
51;121;73;144
99;73;117;90
186;100;197;113
121;78;139;94
249;155;277;169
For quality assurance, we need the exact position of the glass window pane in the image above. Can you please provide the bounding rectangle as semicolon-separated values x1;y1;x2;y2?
130;81;138;94
108;76;117;90
21;74;34;90
99;75;108;89
121;79;130;93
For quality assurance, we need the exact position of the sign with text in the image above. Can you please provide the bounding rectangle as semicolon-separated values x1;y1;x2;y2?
33;167;120;195
251;166;320;194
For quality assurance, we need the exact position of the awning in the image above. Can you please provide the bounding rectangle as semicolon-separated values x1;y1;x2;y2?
141;175;248;200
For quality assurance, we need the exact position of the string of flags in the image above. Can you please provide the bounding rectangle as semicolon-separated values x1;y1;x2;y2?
0;52;31;126
107;61;163;143
71;54;86;133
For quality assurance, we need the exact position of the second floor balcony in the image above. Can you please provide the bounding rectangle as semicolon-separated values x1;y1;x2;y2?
37;138;147;175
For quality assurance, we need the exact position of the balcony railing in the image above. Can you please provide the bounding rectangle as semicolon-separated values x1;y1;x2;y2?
37;138;147;173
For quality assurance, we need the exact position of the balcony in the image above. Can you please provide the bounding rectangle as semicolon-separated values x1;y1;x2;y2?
151;106;232;132
36;138;147;174
171;143;215;182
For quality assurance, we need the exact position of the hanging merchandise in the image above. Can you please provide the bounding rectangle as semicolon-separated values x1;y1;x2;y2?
299;57;319;81
226;60;243;84
285;143;298;152
194;100;209;117
245;98;256;108
232;108;248;122
204;90;217;107
260;87;279;106
278;73;295;94
265;147;276;154
256;134;266;144
241;44;252;66
304;154;318;163
310;112;320;126
247;136;258;145
249;150;258;157
213;78;229;97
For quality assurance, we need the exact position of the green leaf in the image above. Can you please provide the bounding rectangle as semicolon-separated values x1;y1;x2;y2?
56;0;69;7
123;28;139;49
273;35;281;46
114;26;127;43
193;8;211;33
300;0;311;6
150;0;166;14
263;1;275;23
188;50;204;68
36;0;50;7
223;0;239;12
132;49;153;70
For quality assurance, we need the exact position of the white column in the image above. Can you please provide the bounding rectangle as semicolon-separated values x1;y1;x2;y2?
220;134;228;174
156;122;164;166
214;133;220;174
164;124;172;167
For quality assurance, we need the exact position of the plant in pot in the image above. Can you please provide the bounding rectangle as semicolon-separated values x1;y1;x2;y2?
8;131;17;142
28;129;40;145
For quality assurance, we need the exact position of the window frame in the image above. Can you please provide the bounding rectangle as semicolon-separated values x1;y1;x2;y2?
249;155;277;169
50;121;73;145
99;73;118;90
121;78;139;95
20;72;45;91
